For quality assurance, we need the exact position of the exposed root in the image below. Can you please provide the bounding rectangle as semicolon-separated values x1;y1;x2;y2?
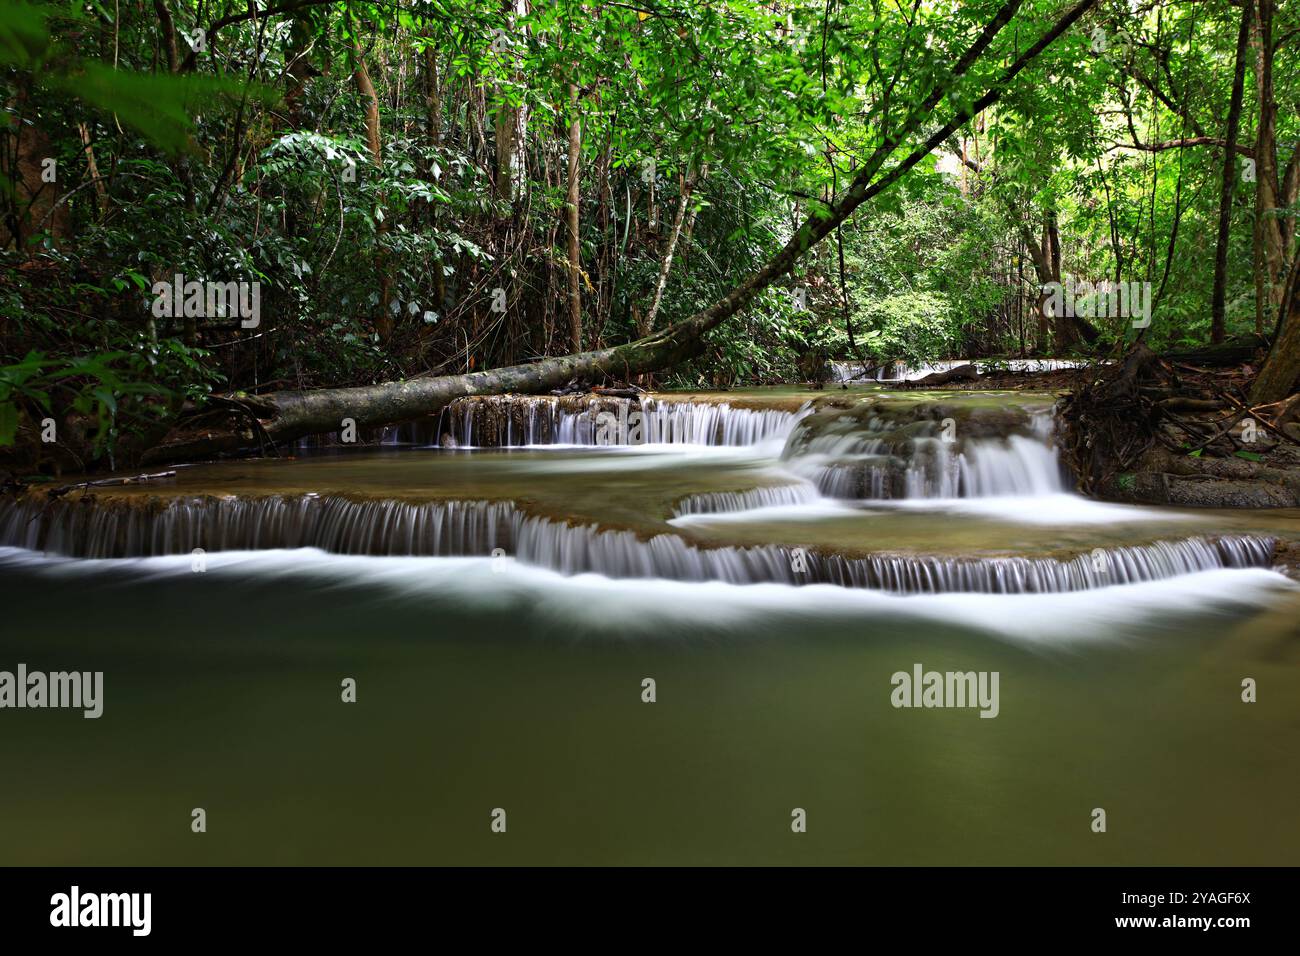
1059;344;1300;500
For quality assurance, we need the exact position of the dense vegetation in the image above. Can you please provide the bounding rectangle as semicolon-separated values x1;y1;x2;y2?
1;0;1297;469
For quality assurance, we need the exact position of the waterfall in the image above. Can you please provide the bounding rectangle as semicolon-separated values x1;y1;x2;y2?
442;395;808;447
780;405;1069;500
10;392;1280;600
287;395;808;450
830;358;1091;384
0;494;516;557
0;494;1275;595
672;482;821;517
434;393;1071;501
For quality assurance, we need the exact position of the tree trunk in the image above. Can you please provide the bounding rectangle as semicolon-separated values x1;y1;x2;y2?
493;100;518;203
1021;224;1053;352
1;78;69;250
641;166;695;335
1211;0;1252;344
1023;221;1077;350
1251;0;1285;336
77;122;108;217
350;18;391;341
492;0;527;204
144;321;709;462
1251;242;1300;404
153;0;181;73
424;43;442;152
566;84;583;354
1046;210;1078;348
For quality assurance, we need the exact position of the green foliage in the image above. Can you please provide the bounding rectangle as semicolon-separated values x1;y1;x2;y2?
2;0;271;154
0;1;49;68
856;290;962;367
0;348;180;453
1;0;1294;468
48;64;274;156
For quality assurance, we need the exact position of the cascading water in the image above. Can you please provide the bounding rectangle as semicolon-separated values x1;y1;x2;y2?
291;395;809;450
443;395;807;447
0;493;1275;594
672;483;822;517
2;391;1289;599
830;357;1091;384
777;403;1068;500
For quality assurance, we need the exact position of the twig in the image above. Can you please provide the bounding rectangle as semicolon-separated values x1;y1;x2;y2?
47;470;176;498
1221;391;1300;446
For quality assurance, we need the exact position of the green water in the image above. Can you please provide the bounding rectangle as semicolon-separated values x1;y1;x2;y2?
1;547;1298;865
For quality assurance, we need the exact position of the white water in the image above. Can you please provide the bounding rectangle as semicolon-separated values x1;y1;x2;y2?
670;405;1195;527
777;407;1067;499
0;493;1274;594
1;546;1292;647
445;395;808;448
831;357;1091;383
0;391;1281;597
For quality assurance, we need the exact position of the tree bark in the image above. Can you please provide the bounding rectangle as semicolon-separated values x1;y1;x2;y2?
424;43;442;151
1020;217;1096;350
1252;0;1285;336
153;0;181;73
492;0;527;204
493;97;518;203
349;15;391;341
77;122;108;217
144;321;709;462
566;83;582;353
1211;0;1252;344
1026;224;1053;352
640;166;695;335
1046;209;1077;348
1251;241;1300;404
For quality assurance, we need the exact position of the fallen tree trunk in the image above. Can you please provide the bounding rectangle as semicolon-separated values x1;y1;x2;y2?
143;0;1098;465
906;364;980;387
1163;336;1270;367
142;321;705;462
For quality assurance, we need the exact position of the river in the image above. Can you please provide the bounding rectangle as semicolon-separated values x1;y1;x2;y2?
1;387;1298;864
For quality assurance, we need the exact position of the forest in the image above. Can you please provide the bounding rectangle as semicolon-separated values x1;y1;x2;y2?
0;0;1296;474
3;0;1300;875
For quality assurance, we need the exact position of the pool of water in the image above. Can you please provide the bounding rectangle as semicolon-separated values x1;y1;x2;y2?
1;389;1298;864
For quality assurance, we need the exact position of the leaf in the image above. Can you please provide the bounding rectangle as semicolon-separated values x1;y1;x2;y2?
91;387;117;417
0;0;50;67
1234;450;1264;462
47;64;276;155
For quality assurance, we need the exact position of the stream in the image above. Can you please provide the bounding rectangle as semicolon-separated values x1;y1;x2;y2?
2;387;1299;864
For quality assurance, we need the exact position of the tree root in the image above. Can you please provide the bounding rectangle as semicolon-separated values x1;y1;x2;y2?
1059;344;1300;501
